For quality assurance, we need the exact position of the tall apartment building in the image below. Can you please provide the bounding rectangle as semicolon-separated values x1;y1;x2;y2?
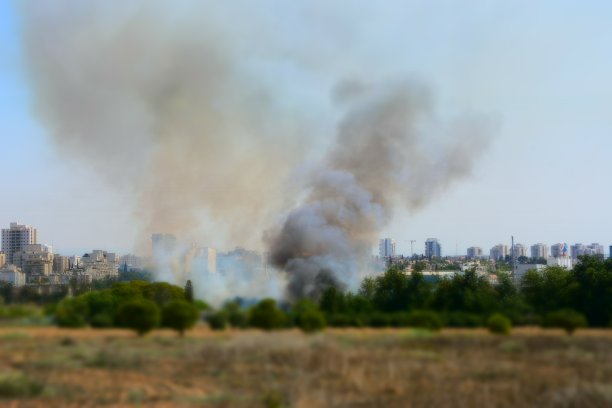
570;243;603;259
467;246;483;259
511;243;527;258
530;243;549;259
425;238;441;259
378;238;396;258
193;247;217;274
53;255;70;274
550;243;568;258
490;244;509;260
1;223;37;265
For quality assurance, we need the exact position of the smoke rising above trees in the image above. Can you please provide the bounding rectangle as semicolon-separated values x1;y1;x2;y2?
19;1;491;301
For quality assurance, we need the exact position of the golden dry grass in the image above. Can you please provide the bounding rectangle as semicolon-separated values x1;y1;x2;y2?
0;326;611;407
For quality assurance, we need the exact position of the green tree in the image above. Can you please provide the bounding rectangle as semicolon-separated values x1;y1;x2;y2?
162;300;199;337
487;313;512;335
184;280;194;303
291;299;326;333
521;266;574;314
55;297;88;328
543;309;587;335
116;299;160;336
249;299;287;330
570;256;612;326
406;310;443;331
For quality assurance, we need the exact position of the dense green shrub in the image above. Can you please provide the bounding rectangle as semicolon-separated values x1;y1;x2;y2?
249;299;287;330
390;312;412;328
445;312;483;328
206;311;228;330
543;309;587;335
90;312;114;328
116;299;160;336
327;314;350;327
223;301;249;328
55;297;88;328
291;300;326;333
162;300;199;336
406;310;443;331
369;313;390;328
0;372;44;398
487;313;512;335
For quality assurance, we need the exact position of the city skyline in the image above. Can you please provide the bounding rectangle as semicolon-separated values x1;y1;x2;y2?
3;2;612;256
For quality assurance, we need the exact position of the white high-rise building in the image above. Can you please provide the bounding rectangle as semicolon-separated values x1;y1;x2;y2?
511;243;527;258
550;243;569;258
378;238;396;258
193;247;217;274
425;238;441;259
530;243;549;260
467;247;483;259
490;244;509;260
1;223;38;265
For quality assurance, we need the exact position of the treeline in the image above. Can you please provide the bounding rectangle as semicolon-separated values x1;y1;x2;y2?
206;255;612;334
41;255;612;335
317;255;612;330
53;281;205;336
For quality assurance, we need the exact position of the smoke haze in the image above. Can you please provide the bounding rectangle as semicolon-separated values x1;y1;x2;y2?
19;2;491;302
266;82;490;299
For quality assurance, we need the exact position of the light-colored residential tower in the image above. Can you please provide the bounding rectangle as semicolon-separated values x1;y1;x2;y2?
467;246;483;259
1;223;38;265
490;244;509;260
425;238;442;259
530;243;549;260
378;238;396;258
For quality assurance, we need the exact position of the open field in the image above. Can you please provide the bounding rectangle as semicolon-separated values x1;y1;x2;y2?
0;326;611;407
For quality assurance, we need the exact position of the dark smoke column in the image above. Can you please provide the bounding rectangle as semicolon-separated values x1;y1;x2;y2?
266;81;491;301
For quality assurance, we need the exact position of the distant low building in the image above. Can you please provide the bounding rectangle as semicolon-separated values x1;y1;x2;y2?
0;265;26;287
81;250;119;280
0;252;5;268
513;264;546;283
547;256;573;269
13;244;54;275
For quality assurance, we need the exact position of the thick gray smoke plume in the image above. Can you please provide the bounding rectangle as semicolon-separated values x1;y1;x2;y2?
19;2;491;303
18;2;305;251
266;81;490;300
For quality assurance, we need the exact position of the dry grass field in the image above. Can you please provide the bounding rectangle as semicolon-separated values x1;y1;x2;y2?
0;325;611;407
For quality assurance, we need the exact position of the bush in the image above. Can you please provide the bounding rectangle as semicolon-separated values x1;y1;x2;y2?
327;314;350;327
291;300;326;333
55;297;88;328
487;313;512;335
223;302;249;328
116;299;160;336
206;311;228;330
369;313;390;328
543;309;588;335
0;372;44;398
90;312;114;328
406;310;443;331
161;300;199;336
445;312;483;328
249;299;287;330
390;312;412;328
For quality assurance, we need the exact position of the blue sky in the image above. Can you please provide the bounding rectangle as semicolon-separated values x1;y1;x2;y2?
2;1;612;256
